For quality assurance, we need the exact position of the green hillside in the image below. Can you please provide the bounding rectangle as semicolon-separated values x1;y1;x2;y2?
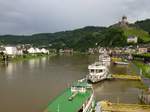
0;19;150;52
122;27;150;43
134;19;150;33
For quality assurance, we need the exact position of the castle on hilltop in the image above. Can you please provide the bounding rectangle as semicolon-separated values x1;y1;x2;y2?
119;16;129;27
112;16;129;28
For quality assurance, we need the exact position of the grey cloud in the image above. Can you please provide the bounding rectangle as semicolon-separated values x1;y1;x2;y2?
0;0;149;35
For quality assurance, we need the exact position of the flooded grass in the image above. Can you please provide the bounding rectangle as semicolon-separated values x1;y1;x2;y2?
134;61;150;78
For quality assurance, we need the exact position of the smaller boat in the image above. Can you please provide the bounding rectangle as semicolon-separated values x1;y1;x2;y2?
99;53;111;67
113;61;129;65
87;62;111;83
99;54;111;62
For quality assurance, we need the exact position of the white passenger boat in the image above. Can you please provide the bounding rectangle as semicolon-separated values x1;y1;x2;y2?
87;62;111;83
99;54;111;66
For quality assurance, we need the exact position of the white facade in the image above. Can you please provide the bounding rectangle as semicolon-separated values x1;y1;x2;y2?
27;47;49;54
35;48;41;53
4;46;18;55
17;50;23;55
41;48;49;54
27;48;35;54
138;48;148;54
127;36;138;43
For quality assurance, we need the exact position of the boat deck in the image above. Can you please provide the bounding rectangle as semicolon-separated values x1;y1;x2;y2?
44;86;92;112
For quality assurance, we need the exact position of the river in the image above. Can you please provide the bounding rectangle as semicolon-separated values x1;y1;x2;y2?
0;54;144;112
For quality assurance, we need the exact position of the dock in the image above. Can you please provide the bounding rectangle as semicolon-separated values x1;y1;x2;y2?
112;74;141;81
99;101;150;112
139;91;150;105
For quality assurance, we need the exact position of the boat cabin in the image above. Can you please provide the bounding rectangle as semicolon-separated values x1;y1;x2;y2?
88;63;107;75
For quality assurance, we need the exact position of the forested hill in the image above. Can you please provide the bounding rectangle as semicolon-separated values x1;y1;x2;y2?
0;26;106;47
0;19;150;52
134;19;150;33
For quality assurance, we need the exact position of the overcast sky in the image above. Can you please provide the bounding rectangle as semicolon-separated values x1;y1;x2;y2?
0;0;150;35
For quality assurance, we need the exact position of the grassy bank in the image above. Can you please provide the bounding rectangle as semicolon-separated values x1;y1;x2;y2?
134;61;150;78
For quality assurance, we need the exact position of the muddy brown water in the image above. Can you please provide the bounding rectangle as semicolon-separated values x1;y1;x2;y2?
0;54;144;112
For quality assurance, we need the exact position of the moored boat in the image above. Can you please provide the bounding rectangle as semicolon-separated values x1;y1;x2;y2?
87;62;111;83
99;54;111;62
44;79;95;112
113;61;129;65
99;54;111;66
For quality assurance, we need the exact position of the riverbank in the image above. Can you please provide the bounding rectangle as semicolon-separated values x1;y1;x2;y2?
133;53;150;59
0;53;56;63
99;100;150;112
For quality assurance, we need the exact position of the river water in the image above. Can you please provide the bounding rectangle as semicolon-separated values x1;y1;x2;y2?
0;54;144;112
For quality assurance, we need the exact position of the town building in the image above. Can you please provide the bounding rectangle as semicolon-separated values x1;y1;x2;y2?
59;49;73;53
27;47;49;54
138;47;148;54
4;46;18;55
35;48;41;53
27;47;36;54
138;44;150;54
127;36;138;43
41;48;49;54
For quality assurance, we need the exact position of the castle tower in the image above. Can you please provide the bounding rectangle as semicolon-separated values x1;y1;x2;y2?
122;16;128;24
120;16;128;27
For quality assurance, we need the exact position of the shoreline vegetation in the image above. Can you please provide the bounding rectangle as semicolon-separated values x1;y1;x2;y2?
133;53;150;59
0;52;88;63
134;61;150;78
132;53;150;79
0;51;90;63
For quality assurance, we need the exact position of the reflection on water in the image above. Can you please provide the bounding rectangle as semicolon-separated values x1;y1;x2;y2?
6;63;16;80
0;55;144;112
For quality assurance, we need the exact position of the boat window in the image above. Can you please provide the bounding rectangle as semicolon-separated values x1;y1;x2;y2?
97;69;103;73
90;69;94;73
